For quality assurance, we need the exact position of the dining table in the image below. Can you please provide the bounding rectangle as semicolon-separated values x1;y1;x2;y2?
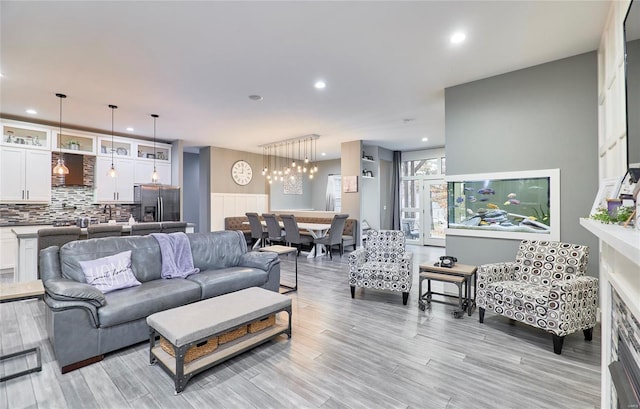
246;220;332;258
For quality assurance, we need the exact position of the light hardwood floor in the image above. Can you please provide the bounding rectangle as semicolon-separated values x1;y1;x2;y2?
0;246;600;409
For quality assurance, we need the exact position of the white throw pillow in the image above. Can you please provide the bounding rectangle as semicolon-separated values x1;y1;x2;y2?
78;250;141;293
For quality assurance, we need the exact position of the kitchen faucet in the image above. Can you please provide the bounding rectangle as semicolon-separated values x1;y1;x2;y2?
103;204;112;221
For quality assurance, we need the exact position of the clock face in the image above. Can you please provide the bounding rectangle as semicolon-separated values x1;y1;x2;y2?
231;160;253;185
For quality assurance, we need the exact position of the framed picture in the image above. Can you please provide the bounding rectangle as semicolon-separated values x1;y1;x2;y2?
283;174;303;195
343;176;358;193
618;168;640;200
590;176;622;216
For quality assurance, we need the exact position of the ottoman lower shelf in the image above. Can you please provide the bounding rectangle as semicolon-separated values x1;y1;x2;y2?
151;323;289;376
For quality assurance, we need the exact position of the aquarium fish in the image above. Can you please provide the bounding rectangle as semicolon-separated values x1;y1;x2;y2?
478;188;495;195
486;203;499;209
479;198;489;202
467;208;474;215
456;196;464;204
467;195;477;202
508;199;520;205
463;187;474;192
507;193;517;199
527;216;537;221
528;186;543;190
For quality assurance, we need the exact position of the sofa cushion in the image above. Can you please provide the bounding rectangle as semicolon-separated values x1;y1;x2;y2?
484;280;549;318
78;250;141;294
60;236;163;283
189;231;247;270
98;278;201;328
187;267;269;299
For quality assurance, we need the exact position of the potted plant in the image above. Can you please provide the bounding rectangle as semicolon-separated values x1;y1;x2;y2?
68;140;79;150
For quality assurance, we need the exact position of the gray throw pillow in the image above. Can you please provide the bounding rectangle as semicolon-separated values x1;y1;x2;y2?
78;250;141;293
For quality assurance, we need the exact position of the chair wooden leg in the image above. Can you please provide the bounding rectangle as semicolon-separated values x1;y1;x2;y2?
479;307;485;323
583;327;593;341
402;292;409;305
350;286;355;298
552;334;565;355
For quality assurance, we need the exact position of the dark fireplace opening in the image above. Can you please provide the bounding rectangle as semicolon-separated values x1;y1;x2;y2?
609;336;640;409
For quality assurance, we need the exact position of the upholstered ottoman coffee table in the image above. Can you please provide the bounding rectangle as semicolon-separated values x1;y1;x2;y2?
147;287;292;393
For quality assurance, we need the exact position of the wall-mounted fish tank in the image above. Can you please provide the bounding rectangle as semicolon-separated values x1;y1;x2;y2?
445;169;560;241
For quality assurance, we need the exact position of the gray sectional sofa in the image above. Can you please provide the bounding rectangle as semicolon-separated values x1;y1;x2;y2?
39;230;280;373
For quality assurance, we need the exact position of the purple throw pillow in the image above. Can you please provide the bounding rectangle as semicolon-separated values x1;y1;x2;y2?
78;250;141;293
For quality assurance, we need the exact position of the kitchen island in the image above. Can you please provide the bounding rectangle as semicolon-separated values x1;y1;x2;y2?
9;223;195;282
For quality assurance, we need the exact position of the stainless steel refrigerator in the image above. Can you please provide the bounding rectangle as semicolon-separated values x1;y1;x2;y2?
133;184;180;222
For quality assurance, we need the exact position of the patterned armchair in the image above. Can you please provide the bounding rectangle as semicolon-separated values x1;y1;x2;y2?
477;240;598;354
348;230;413;305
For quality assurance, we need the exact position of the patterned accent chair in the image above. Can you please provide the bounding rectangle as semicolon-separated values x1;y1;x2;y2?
348;230;413;305
477;240;598;354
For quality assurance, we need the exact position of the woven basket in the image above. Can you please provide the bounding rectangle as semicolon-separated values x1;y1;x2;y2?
159;336;218;363
219;325;248;344
248;314;276;333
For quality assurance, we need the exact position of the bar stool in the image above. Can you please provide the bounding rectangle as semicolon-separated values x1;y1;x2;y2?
160;222;187;233
129;223;162;236
37;227;81;278
87;224;123;239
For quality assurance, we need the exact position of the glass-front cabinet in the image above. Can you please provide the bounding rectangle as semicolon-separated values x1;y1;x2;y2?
136;141;171;162
1;122;51;150
98;136;134;158
52;130;96;155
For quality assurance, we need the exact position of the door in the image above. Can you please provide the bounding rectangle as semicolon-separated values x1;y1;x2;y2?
160;187;180;221
399;178;421;244
25;150;52;202
0;147;26;201
422;180;447;247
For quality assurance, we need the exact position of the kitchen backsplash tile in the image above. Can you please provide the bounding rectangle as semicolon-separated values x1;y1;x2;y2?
1;153;136;225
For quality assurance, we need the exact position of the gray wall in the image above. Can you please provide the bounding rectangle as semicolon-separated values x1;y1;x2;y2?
199;146;211;232
209;147;267;194
269;175;313;210
183;152;200;232
445;52;599;277
310;159;341;210
341;140;362;227
627;39;640;165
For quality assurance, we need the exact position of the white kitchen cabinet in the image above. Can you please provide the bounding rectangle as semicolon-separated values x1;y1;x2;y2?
0;226;18;270
134;161;171;184
95;156;135;202
0;146;51;203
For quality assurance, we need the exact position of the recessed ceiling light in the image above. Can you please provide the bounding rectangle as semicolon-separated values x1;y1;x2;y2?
450;32;466;44
126;127;134;132
321;152;326;156
249;95;263;101
403;118;415;123
25;109;37;115
314;81;326;89
422;137;428;142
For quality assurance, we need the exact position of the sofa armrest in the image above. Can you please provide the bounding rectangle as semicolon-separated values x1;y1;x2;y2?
44;294;100;328
348;248;366;272
44;277;106;307
549;276;599;314
238;251;279;271
477;262;516;286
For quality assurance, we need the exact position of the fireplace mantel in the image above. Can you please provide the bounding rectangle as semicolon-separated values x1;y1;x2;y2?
580;217;639;408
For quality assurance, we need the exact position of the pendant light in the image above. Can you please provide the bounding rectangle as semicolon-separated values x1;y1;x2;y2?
52;93;70;175
107;104;118;178
151;114;159;183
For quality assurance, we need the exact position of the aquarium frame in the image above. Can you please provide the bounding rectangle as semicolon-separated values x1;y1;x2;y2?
445;168;560;242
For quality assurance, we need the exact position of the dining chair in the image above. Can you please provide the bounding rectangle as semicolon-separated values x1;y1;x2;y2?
129;222;162;236
246;213;268;248
86;224;123;239
160;221;187;233
280;214;314;256
314;214;349;259
262;213;286;245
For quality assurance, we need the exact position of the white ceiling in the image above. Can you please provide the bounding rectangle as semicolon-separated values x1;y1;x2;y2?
0;1;610;160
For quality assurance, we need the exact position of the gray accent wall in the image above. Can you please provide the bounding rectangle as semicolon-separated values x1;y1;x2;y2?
183;152;200;232
269;175;313;210
627;39;640;165
445;52;599;277
310;159;341;210
199;146;211;232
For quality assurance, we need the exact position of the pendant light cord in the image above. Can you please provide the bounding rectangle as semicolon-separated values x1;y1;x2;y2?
109;105;117;167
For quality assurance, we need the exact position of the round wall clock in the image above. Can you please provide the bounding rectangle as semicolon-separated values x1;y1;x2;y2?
231;160;253;185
